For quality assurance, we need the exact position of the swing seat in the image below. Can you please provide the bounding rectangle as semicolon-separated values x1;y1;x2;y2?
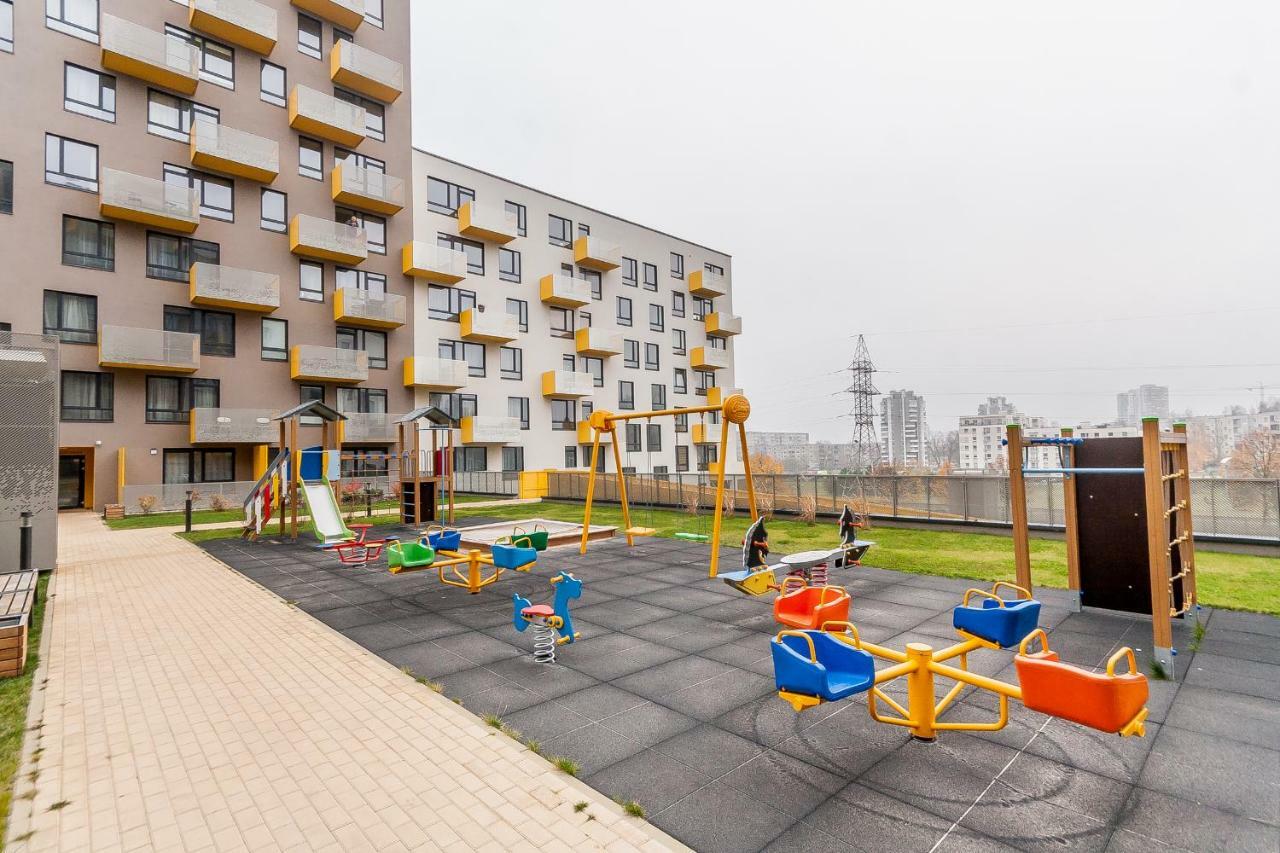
625;526;656;537
772;630;875;704
675;532;709;542
1015;636;1149;735
774;583;851;630
426;527;462;552
953;586;1042;649
492;542;538;570
514;525;550;551
387;540;435;571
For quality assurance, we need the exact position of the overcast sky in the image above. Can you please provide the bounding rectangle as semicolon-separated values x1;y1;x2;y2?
410;1;1280;441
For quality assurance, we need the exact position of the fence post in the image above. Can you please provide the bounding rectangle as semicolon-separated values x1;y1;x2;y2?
962;478;970;522
892;477;900;517
926;476;932;518
1275;480;1280;542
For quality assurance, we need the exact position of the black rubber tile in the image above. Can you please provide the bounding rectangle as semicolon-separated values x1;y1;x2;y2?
719;748;845;819
542;722;647;777
595;575;670;597
772;705;909;781
801;781;956;852
1111;787;1280;853
611;655;737;700
584;748;710;814
501;701;593;744
698;638;772;670
933;827;1022;851
652;723;764;778
860;734;1021;821
561;638;686;681
571;599;678;630
632;586;735;612
356;597;430;620
714;692;844;749
341;621;420;652
431;631;523;666
378;612;465;642
758;821;861;853
310;604;386;631
1164;684;1280;750
555;683;649;721
656;670;776;722
599;701;698;749
1021;718;1159;786
1138;725;1280;823
649;779;796;853
1210;609;1280;638
1183;652;1280;701
435;665;509;699
459;681;544;719
379;641;475;679
862;584;966;610
626;613;733;643
292;592;353;612
482;656;599;700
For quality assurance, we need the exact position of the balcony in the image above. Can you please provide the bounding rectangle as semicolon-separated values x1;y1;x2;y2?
573;236;622;272
189;408;276;445
705;312;742;337
401;241;468;283
706;386;743;408
289;214;366;264
574;327;623;357
289;345;368;384
402;357;469;390
340;412;399;444
577;421;612;444
688;268;729;299
99;168;199;233
460;416;521;445
333;286;407;330
330;40;403;103
539;275;591;309
459;309;518;344
692;423;719;445
457;201;518;244
541;370;595;399
288;85;366;147
290;0;364;31
331;164;404;215
190;121;279;183
101;14;199;95
189;262;279;313
98;326;199;373
188;0;277;55
691;346;730;371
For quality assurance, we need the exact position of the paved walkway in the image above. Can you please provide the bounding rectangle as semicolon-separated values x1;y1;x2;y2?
7;513;685;852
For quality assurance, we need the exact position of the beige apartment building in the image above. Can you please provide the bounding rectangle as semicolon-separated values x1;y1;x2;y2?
0;0;413;510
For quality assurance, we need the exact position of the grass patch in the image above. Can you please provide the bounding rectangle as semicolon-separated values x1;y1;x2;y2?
573;801;588;813
0;574;51;840
524;739;541;755
1190;620;1207;652
482;714;503;729
552;756;580;776
622;800;646;818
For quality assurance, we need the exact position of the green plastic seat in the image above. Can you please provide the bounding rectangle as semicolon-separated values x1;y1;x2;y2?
514;525;549;552
388;539;436;570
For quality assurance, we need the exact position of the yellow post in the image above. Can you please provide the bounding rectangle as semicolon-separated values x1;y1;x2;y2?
708;414;732;578
252;444;269;480
116;447;126;503
1141;417;1175;675
1006;424;1033;593
580;428;604;554
905;643;937;740
738;422;759;521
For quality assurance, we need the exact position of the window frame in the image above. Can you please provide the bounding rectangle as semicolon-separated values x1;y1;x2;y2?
336;326;388;370
145;232;219;283
674;368;688;395
426;284;477;322
63;63;115;122
260;317;288;361
436;233;484;275
165;24;235;89
550;399;577;431
44;133;98;192
60;370;113;422
42;290;97;344
426;176;475;216
146;89;217;143
0;0;13;52
499;346;523;381
299;260;324;302
298;137;324;180
506;298;529;333
505;200;527;236
260;188;287;232
162;449;236;485
437;339;485;377
616;296;633;327
498;247;521;283
163;305;235;357
642;262;658;291
501;446;525;473
61;215;114;270
297;12;322;59
644;342;660;371
618;380;635;411
649;303;665;332
672;328;687;356
260;59;286;107
337;207;386;254
621;257;638;287
145;375;220;423
508;396;530;430
623;339;639;369
670;252;684;279
46;0;98;43
0;159;11;215
672;290;686;318
164;163;233;222
548;214;572;248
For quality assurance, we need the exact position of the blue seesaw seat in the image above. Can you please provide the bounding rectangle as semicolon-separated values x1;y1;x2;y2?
952;584;1041;649
771;630;876;702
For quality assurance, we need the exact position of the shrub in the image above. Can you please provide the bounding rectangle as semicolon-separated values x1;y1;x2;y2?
756;491;774;520
798;495;817;524
208;493;232;512
136;495;158;515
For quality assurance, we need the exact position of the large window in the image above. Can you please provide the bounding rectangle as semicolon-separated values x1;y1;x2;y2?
438;340;485;377
61;215;113;270
298;137;323;180
564;446;578;469
0;160;10;214
647;423;663;452
45;134;97;191
166;25;234;88
581;356;603;387
164;306;234;357
693;296;712;321
336;387;387;414
61;371;113;422
651;384;667;409
335;268;386;296
506;298;528;332
642;262;658;291
427;285;476;321
649;304;665;332
505;200;527;236
548;214;573;248
499;346;522;380
502;446;525;473
165;163;233;221
616;296;632;327
297;12;322;59
674;411;688;433
64;64;115;122
621;257;637;287
676;445;690;473
336;326;387;370
507;396;530;430
672;328;687;355
42;291;96;344
581;269;602;301
549;307;573;339
623;339;639;369
261;317;287;361
147;90;217;142
672;291;686;318
618;381;635;411
163;449;235;485
299;260;323;302
430;392;477;422
696;369;714;395
674;368;688;395
426;177;474;216
670;252;684;279
453;446;486;472
625;423;641;453
697;444;718;472
46;0;98;42
437;233;483;275
644;342;660;371
0;0;12;52
260;189;287;231
146;376;219;423
146;233;218;282
550;400;576;431
337;207;385;254
260;60;286;106
364;0;384;27
334;89;384;141
499;248;521;283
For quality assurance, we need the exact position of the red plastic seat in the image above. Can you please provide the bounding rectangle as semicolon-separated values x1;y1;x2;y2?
1015;632;1149;734
521;604;555;618
773;582;851;630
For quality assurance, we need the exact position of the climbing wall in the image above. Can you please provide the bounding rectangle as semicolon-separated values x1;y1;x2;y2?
1073;437;1152;614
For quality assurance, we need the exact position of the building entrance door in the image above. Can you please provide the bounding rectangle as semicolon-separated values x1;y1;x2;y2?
58;454;86;509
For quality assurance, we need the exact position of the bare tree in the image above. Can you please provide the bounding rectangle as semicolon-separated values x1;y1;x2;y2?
750;452;785;475
927;429;959;471
1227;429;1280;479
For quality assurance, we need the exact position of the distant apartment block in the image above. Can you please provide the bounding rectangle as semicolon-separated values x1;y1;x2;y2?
959;397;1058;471
879;390;927;468
1186;405;1280;467
1117;384;1170;425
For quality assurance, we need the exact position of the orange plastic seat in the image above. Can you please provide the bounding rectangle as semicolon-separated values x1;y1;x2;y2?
521;604;554;618
1015;631;1149;735
773;581;851;630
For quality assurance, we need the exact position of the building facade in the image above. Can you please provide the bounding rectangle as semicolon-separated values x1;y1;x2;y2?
958;396;1058;471
1117;384;1170;425
879;389;927;468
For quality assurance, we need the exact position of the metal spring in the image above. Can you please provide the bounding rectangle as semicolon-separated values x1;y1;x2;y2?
809;563;829;587
531;622;556;664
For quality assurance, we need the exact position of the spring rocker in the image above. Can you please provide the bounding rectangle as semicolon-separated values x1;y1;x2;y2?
720;508;875;597
512;572;582;663
386;530;538;594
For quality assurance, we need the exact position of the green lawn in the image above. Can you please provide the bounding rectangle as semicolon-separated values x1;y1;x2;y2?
0;573;49;843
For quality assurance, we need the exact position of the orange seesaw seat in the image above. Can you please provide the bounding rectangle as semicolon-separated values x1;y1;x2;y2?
773;579;851;630
1014;630;1149;736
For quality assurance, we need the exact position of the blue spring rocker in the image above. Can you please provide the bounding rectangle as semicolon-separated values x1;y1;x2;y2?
426;526;462;552
952;582;1042;649
771;628;876;704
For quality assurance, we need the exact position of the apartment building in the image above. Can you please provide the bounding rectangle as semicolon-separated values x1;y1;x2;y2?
747;431;813;472
0;0;413;510
1116;384;1170;425
407;150;740;477
879;389;927;468
958;396;1058;471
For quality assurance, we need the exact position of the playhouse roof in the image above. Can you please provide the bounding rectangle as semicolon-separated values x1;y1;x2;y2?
398;406;455;427
273;400;346;422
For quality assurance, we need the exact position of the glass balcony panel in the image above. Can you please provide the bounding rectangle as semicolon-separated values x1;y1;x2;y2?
100;168;200;233
188;0;278;54
290;344;368;384
289;84;366;147
332;164;404;215
99;325;200;373
330;41;403;102
401;241;468;283
101;14;200;94
189;262;280;312
539;274;592;308
573;235;622;271
402;357;469;390
289;214;367;264
334;286;407;329
190;121;279;183
190;408;277;444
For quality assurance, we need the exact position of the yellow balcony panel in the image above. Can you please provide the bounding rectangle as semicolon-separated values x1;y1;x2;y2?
98;325;199;373
101;14;200;95
190;407;276;444
99;168;199;233
541;370;595;399
691;346;730;371
190;121;279;183
331;163;404;215
460;416;521;445
705;312;742;338
688;268;729;299
574;327;623;357
692;423;720;445
330;40;403;103
539;274;592;309
403;357;469;390
457;201;518;244
401;241;468;283
288;84;366;147
289;214;366;264
333;286;406;330
291;0;364;31
189;262;279;312
339;412;399;444
577;421;613;444
188;0;277;55
573;235;622;272
289;344;368;384
459;308;518;344
706;386;743;408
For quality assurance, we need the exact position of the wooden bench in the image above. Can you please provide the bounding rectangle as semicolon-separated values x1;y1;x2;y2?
0;571;37;678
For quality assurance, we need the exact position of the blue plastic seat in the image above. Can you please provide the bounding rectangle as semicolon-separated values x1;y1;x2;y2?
491;542;538;570
427;528;462;551
771;631;876;702
953;598;1041;648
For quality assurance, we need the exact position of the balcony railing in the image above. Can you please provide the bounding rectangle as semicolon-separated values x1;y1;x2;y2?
289;214;367;264
99;168;199;233
331;164;404;215
706;386;743;408
688;268;729;299
189;262;279;313
99;326;200;373
402;357;469;390
288;84;366;147
188;0;277;54
457;201;519;244
573;235;622;271
539;274;592;308
460;416;521;445
401;241;468;283
101;14;200;95
340;412;399;444
290;345;368;384
459;308;519;344
333;286;407;329
290;0;364;31
574;327;623;357
330;40;403;103
190;408;276;444
190;121;279;183
691;346;731;371
541;370;595;399
705;312;742;337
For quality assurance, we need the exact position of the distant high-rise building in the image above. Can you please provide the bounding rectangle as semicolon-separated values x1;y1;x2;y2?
959;397;1057;471
1117;385;1171;425
879;390;927;468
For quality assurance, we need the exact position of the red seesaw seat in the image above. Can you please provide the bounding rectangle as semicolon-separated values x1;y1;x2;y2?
1014;629;1149;736
773;579;851;630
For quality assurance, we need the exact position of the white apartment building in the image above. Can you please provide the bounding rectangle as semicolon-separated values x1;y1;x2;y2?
1076;423;1140;439
958;397;1057;471
1117;385;1170;425
879;390;928;468
748;432;815;472
408;150;740;476
1186;406;1280;465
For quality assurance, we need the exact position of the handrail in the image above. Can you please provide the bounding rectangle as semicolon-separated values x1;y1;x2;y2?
961;588;1005;608
819;620;861;646
774;630;818;663
1017;628;1051;656
991;581;1031;601
241;448;288;510
1106;647;1138;677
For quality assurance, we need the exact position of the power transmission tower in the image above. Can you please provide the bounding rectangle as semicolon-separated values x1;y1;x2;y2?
844;335;880;472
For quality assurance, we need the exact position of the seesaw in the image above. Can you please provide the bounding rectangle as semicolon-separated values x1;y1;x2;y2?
771;582;1150;740
386;525;539;594
512;572;582;664
720;506;874;596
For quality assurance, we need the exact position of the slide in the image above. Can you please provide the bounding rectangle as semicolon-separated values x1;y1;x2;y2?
300;480;355;545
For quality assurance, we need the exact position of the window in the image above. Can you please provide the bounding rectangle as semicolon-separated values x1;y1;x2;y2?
260;189;287;232
622;257;637;287
146;90;217;142
581;357;603;387
166;25;234;88
337;207;385;253
165;164;233;221
298;137;323;180
675;411;688;433
42;291;96;344
694;296;712;321
146;233;218;282
261;318;287;360
297;12;321;58
506;298;529;332
335;88;384;141
647;423;663;452
550;400;576;430
503;200;527;236
430;392;477;421
508;396;530;430
260;60;286;106
453;446;486;472
64;64;115;122
0;160;9;215
333;28;352;46
674;368;688;395
564;446;578;468
438;340;485;377
696;369;714;395
548;214;572;248
364;0;384;27
334;149;384;171
705;262;725;276
642;262;658;291
499;347;522;380
427;177;475;216
623;339;639;369
335;268;386;296
649;304;665;332
336;326;387;370
708;334;727;350
146;376;219;423
164;306;234;357
0;0;11;51
672;328;687;355
437;233;483;275
616;296;632;327
625;424;641;453
163;449;235;485
618;381;635;410
561;354;576;371
61;215;113;270
644;343;660;371
501;446;525;473
299;385;324;422
651;384;666;409
299;261;324;302
336;387;387;414
499;248;521;283
45;134;97;191
676;445;690;473
670;252;684;279
581;269;602;301
697;444;718;472
549;307;574;339
427;285;476;321
46;0;97;41
672;291;686;318
579;311;592;327
61;371;112;421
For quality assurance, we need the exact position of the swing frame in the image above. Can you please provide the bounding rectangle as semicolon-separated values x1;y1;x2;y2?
578;393;757;578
